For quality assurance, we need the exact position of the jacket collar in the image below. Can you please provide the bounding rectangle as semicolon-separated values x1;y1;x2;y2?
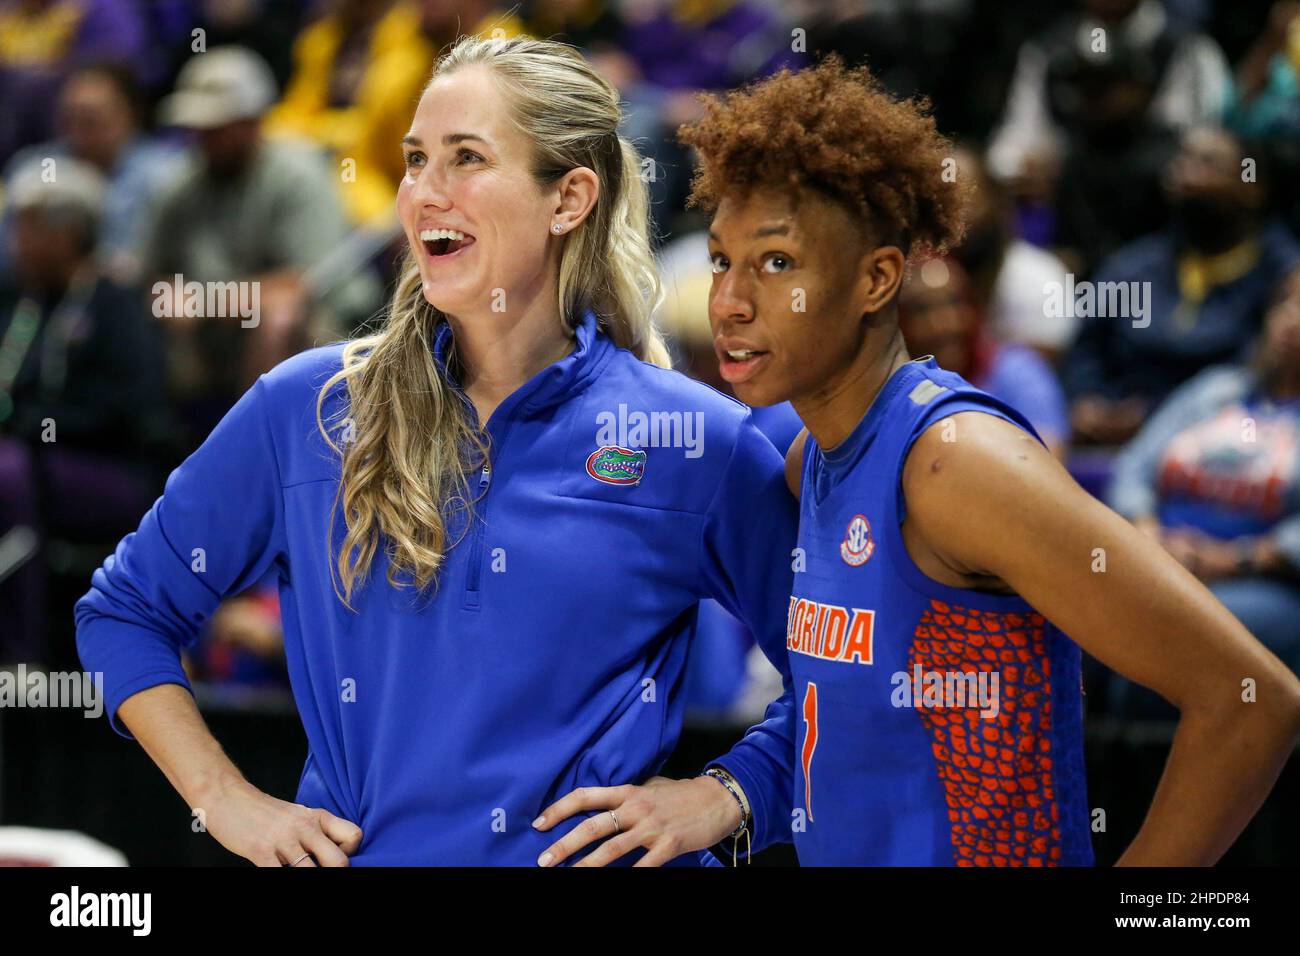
431;308;614;420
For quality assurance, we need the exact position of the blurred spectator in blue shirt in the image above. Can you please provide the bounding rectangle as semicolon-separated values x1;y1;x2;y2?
1065;125;1300;446
1106;267;1300;713
3;62;185;285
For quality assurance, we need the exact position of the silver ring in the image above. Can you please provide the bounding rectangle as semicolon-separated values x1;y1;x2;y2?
290;852;311;867
608;810;620;834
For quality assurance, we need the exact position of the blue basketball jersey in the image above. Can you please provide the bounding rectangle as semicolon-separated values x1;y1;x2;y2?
789;356;1093;866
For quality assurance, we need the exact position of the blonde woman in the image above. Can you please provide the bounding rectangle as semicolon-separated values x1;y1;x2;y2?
75;36;796;867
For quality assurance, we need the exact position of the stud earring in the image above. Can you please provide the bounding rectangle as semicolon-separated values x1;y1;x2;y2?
552;223;563;234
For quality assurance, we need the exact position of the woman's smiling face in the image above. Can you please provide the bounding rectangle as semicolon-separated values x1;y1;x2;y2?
398;64;558;317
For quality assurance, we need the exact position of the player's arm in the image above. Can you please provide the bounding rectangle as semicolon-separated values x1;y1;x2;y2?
76;376;360;866
903;411;1300;866
118;685;361;866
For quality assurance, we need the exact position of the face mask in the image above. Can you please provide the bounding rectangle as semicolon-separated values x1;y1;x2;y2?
1170;194;1240;251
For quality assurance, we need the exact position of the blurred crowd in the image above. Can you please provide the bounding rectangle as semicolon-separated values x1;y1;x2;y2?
0;0;1298;726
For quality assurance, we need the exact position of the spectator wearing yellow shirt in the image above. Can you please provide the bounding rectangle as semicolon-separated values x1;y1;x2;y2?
0;0;145;166
264;0;524;225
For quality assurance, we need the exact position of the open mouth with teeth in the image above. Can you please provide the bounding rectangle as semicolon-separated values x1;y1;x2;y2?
717;346;771;385
419;228;476;258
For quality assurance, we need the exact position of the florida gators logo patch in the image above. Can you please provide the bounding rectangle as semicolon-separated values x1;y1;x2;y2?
840;514;875;567
586;446;647;485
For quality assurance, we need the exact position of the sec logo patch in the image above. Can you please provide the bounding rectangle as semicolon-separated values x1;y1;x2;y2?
840;514;875;567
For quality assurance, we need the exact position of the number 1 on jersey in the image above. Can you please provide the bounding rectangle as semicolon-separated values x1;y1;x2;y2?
802;681;818;822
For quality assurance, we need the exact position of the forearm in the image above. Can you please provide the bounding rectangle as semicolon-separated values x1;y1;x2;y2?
1118;691;1300;865
117;683;247;810
706;683;796;854
116;684;362;867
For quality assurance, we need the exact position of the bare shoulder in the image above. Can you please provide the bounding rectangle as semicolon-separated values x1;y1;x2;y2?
904;411;1056;492
901;410;1082;544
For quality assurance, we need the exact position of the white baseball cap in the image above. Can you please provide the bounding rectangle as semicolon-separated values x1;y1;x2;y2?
6;155;107;220
158;46;277;130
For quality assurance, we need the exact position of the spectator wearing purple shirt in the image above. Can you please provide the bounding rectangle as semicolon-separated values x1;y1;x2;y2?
0;0;146;166
591;0;804;237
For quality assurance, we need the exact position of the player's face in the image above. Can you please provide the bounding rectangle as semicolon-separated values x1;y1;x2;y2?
706;185;879;407
398;65;556;318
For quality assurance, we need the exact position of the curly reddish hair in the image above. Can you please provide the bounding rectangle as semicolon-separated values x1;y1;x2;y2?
678;56;969;257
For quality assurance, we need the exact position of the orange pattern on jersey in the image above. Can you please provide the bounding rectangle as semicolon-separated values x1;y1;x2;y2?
908;599;1062;866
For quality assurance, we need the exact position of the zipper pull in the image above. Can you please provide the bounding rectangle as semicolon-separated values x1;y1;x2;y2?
479;461;492;490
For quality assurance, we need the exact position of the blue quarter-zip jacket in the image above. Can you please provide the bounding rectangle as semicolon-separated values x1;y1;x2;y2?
74;310;798;865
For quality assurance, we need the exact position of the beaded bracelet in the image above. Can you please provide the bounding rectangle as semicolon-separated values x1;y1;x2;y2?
702;767;752;865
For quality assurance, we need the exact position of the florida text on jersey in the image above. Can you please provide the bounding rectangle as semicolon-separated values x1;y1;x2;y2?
789;357;1094;866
